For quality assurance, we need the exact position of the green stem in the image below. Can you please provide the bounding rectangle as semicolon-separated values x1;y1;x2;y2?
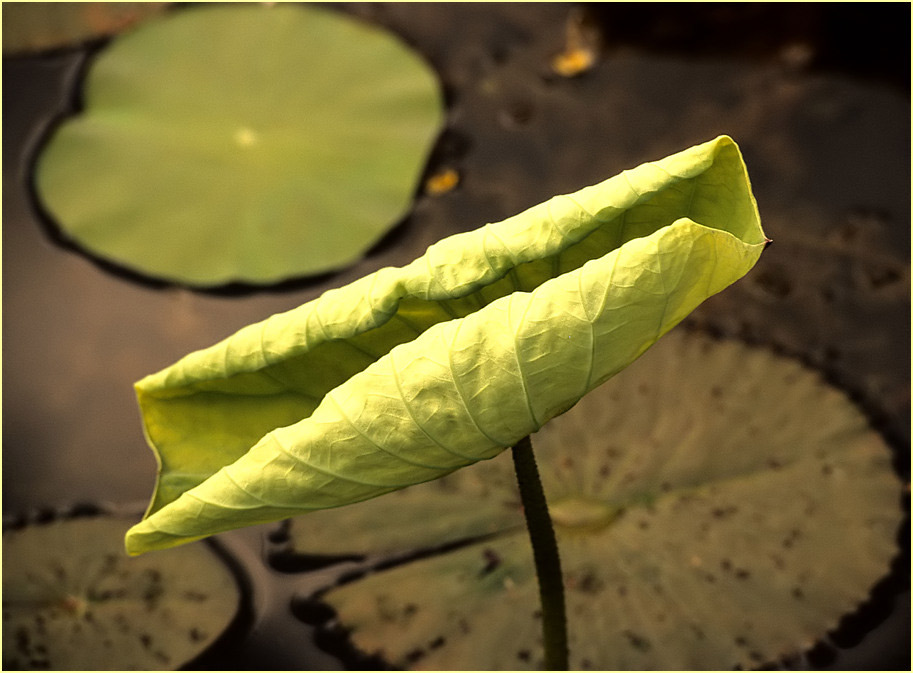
511;435;569;670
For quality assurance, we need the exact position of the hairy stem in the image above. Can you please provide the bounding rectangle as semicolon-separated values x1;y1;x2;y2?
511;435;569;670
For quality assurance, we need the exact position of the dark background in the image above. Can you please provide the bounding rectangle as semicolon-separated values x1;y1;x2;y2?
3;3;909;669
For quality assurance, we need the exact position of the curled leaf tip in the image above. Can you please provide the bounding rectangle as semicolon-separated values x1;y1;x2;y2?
127;136;766;554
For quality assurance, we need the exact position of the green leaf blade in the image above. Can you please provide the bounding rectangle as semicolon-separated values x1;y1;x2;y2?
127;136;766;554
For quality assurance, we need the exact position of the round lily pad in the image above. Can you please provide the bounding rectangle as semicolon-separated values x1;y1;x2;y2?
280;331;902;669
34;4;443;286
2;516;242;670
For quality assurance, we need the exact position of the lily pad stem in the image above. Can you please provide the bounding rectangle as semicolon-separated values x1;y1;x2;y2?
511;435;569;670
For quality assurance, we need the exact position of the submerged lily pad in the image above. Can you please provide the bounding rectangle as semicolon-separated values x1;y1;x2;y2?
281;331;902;670
34;4;443;286
2;516;241;670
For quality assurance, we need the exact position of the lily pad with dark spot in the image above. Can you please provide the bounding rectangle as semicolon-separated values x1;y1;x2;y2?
2;516;242;670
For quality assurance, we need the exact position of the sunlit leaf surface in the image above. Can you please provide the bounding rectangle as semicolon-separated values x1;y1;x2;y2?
34;4;443;285
123;137;767;554
2;517;241;670
283;332;902;670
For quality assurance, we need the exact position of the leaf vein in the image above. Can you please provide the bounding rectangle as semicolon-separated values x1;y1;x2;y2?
446;319;506;446
509;293;540;429
266;430;406;488
388;349;479;463
325;390;455;471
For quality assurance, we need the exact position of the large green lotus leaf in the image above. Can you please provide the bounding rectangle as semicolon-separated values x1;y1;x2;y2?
2;516;240;670
33;4;443;285
1;3;168;54
125;136;767;554
295;331;903;670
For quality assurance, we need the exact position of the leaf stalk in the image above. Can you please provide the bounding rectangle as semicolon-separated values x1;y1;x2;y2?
511;435;569;670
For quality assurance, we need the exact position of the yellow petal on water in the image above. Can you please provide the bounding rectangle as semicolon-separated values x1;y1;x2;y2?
551;9;600;77
425;167;460;195
552;48;597;77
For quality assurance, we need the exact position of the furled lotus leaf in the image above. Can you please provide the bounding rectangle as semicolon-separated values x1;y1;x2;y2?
2;516;240;670
125;136;767;554
288;332;903;670
33;4;443;285
1;3;167;54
